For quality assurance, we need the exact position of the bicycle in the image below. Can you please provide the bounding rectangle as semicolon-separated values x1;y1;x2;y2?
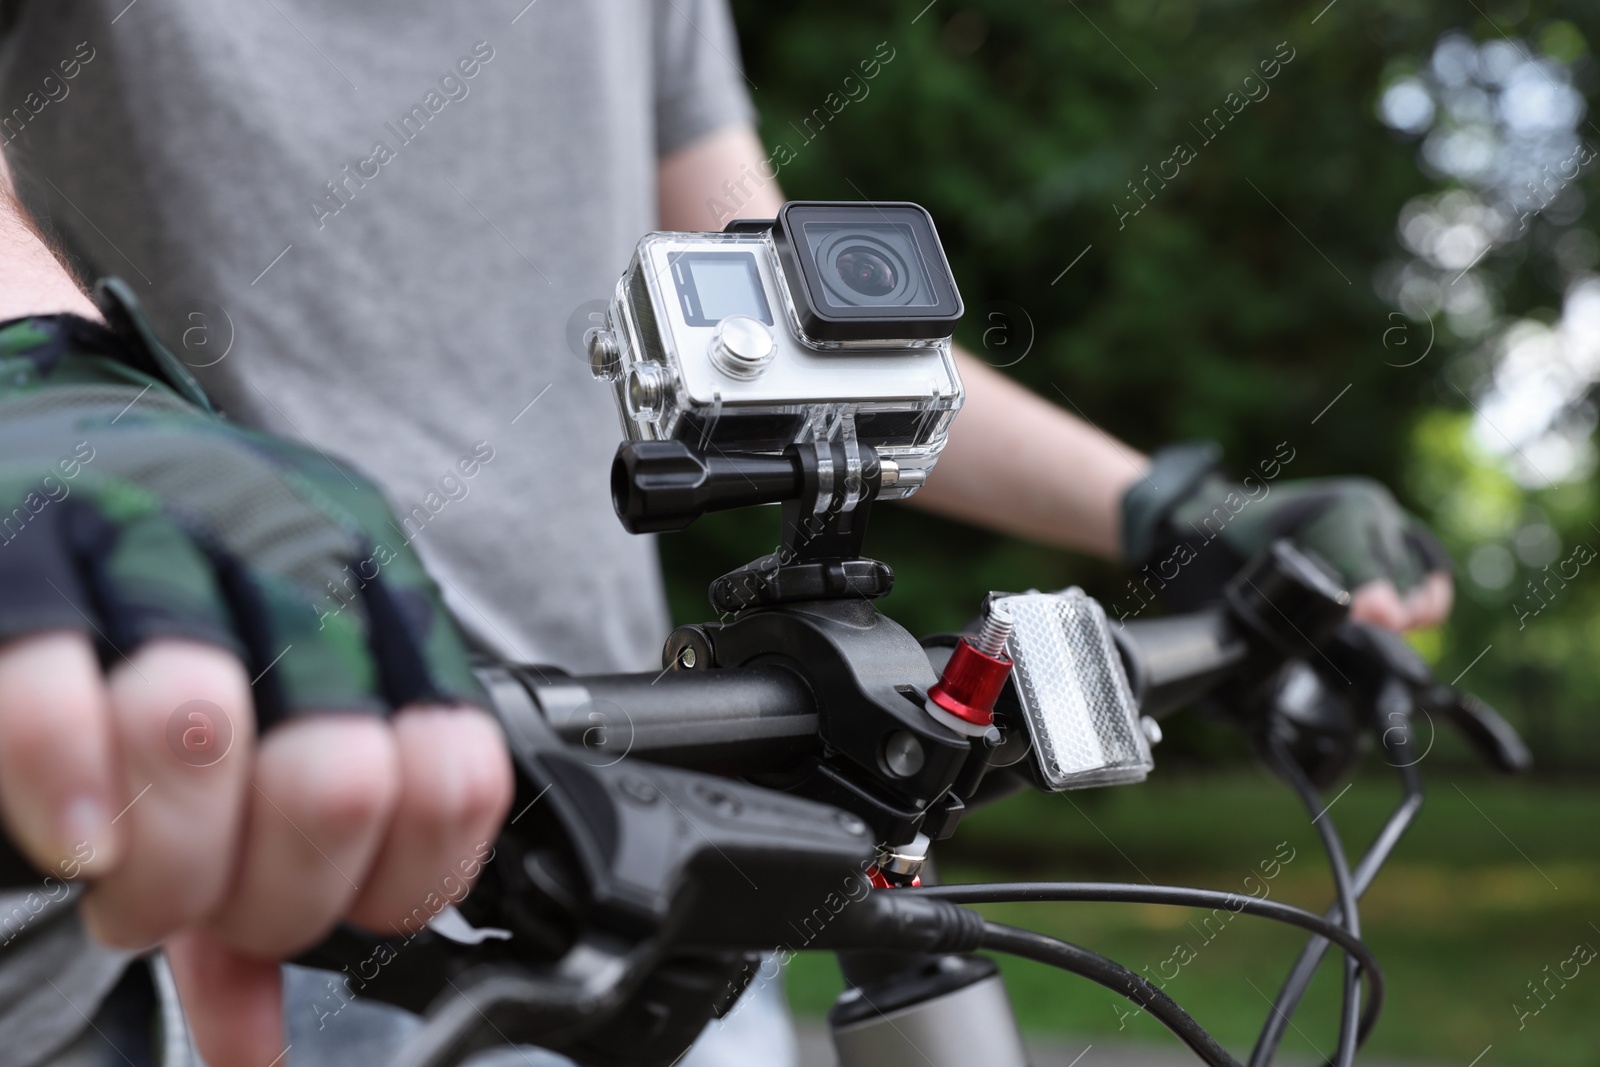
0;202;1531;1067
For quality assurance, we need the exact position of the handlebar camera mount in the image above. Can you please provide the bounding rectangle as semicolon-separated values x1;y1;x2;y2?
592;203;983;850
615;426;982;852
611;429;896;615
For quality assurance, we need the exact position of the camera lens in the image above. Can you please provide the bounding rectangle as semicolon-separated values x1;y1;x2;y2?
803;220;928;310
777;203;962;340
834;245;898;298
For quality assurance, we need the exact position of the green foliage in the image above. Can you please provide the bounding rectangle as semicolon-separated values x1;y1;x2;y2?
659;1;1600;768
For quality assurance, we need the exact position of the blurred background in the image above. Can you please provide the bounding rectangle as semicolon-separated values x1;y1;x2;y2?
664;1;1600;1063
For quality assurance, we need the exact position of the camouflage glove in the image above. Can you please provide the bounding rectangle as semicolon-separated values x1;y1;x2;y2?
1120;442;1451;613
0;278;483;725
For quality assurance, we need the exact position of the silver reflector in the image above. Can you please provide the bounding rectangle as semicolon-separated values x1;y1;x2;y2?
994;588;1153;790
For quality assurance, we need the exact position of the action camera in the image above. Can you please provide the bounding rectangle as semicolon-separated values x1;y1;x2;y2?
587;201;965;500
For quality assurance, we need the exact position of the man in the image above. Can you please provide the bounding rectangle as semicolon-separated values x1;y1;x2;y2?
0;2;1449;1065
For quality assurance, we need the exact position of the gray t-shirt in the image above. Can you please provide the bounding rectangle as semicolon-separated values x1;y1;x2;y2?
0;1;754;1061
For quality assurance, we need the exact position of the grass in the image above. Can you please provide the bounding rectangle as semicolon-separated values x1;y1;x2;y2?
785;769;1600;1064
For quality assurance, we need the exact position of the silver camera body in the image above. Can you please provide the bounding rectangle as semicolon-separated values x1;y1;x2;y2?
588;202;965;499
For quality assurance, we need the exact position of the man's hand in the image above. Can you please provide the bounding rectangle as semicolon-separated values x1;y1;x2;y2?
0;297;512;1066
1121;442;1454;632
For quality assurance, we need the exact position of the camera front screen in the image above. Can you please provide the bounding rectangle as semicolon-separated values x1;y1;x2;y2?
775;202;963;343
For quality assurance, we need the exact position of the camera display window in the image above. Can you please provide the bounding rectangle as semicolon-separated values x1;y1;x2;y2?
670;251;773;328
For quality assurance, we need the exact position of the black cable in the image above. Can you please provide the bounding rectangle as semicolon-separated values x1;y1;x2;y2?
977;920;1243;1067
909;882;1383;997
1249;703;1424;1067
1264;734;1362;1067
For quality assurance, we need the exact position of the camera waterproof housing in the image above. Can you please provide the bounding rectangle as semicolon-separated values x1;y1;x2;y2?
588;201;965;502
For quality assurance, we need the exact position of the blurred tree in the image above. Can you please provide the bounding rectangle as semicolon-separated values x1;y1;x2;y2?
657;0;1600;769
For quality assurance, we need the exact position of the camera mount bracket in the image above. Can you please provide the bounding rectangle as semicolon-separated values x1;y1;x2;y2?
707;434;894;615
609;434;894;614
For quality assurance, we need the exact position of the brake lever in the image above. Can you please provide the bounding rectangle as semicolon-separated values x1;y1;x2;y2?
1421;685;1532;774
1332;622;1531;774
387;935;640;1067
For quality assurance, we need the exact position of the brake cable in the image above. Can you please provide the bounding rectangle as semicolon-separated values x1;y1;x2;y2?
908;768;1390;1067
908;881;1383;992
1264;734;1363;1067
912;877;1383;1067
1251;691;1426;1066
974;921;1243;1067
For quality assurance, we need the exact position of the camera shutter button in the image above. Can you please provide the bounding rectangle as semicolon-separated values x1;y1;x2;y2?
708;315;776;380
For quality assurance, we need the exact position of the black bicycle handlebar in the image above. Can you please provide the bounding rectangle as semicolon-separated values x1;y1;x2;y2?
517;662;820;773
1114;606;1249;717
0;594;1521;897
